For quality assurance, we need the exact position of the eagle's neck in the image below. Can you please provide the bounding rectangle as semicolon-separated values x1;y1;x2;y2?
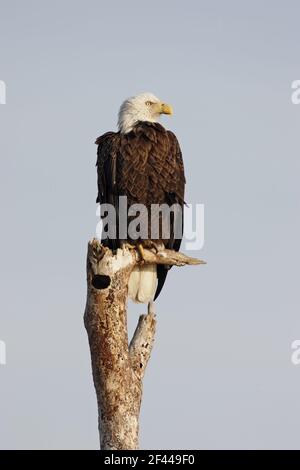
118;113;158;134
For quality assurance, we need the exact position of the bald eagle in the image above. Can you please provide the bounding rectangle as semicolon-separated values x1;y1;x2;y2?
95;92;185;311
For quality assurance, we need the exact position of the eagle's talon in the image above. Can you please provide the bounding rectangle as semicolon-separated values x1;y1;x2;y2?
137;244;145;263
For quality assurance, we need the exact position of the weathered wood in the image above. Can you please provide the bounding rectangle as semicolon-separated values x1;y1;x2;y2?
133;247;206;266
84;239;204;449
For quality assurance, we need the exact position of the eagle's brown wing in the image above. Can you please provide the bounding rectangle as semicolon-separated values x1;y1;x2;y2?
95;131;121;251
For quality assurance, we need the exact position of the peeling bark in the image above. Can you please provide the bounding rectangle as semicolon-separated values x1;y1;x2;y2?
84;239;204;450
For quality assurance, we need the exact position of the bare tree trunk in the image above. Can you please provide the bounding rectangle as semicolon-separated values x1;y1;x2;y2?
84;239;204;450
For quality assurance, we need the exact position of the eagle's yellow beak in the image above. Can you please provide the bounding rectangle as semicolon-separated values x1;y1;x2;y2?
160;102;173;115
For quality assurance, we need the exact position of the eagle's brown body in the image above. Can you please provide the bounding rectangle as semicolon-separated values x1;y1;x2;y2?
96;121;185;299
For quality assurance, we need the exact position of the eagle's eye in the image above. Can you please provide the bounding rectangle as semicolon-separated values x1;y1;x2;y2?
145;101;152;106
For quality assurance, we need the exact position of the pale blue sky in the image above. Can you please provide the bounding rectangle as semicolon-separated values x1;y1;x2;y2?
0;0;300;449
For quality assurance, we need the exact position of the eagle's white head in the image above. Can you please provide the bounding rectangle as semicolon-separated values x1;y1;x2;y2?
118;92;173;134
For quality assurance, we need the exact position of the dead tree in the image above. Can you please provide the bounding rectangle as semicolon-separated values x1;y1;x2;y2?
84;238;205;450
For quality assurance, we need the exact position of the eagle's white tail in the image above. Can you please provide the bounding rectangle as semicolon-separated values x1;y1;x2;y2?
128;264;157;304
